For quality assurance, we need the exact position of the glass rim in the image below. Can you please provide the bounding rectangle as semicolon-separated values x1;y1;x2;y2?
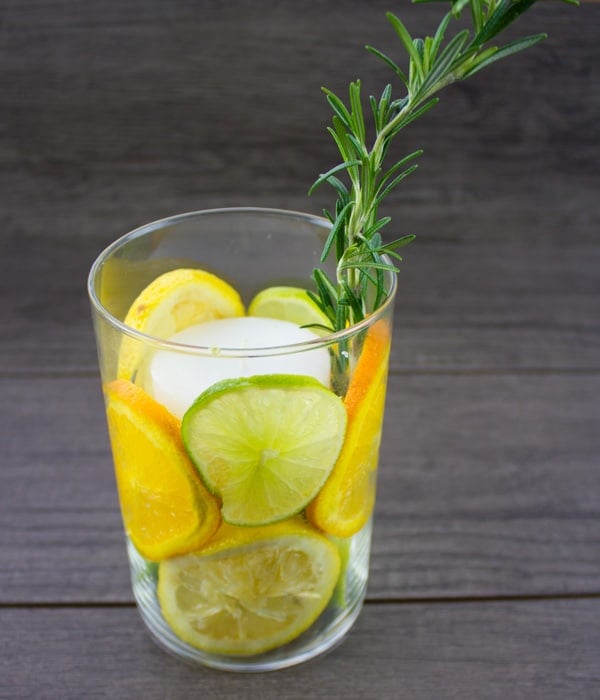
87;206;397;358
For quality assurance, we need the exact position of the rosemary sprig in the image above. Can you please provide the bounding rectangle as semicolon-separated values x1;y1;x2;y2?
309;0;578;334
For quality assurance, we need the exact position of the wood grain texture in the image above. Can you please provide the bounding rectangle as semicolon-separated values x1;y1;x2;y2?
2;372;598;603
2;238;599;374
2;600;599;699
1;2;598;244
1;1;598;695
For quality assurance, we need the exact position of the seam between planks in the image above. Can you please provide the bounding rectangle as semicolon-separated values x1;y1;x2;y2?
2;592;600;610
2;368;600;381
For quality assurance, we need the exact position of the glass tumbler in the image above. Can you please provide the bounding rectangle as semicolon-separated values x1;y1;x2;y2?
87;208;396;671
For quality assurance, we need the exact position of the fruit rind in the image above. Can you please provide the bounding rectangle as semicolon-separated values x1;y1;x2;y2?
104;379;221;561
157;519;341;655
181;374;347;526
307;321;391;537
118;268;244;381
248;285;330;332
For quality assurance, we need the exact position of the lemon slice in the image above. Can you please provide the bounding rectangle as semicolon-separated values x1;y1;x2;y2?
248;286;331;333
158;519;341;655
104;379;221;561
118;268;244;381
307;320;391;537
181;375;347;526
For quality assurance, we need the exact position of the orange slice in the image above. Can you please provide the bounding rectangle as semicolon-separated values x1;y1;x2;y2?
104;379;221;561
306;320;391;537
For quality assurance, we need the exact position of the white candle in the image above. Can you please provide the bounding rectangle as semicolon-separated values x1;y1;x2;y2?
148;316;331;419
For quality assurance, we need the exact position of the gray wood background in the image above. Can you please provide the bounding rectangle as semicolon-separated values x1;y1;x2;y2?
1;1;599;698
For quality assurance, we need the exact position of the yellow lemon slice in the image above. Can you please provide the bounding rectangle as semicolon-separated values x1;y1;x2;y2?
118;268;244;381
104;379;221;561
158;518;341;655
248;286;331;334
99;257;194;323
307;320;391;537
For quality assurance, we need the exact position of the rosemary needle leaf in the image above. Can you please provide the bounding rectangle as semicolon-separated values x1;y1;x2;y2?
369;95;381;131
379;149;423;188
462;34;548;78
311;0;577;334
349;81;366;143
473;0;539;47
321;201;353;263
309;161;361;195
335;302;347;332
366;46;409;88
341;281;365;320
389;97;439;137
306;290;330;315
385;234;416;250
470;1;483;32
323;88;354;130
339;257;398;273
331;117;356;160
363;217;392;240
386;12;424;80
417;28;471;98
451;0;472;17
348;133;367;158
312;268;339;309
302;322;335;334
327;176;350;201
375;164;419;205
431;12;453;61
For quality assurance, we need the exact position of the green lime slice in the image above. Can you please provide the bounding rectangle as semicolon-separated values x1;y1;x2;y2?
181;375;347;526
248;286;331;334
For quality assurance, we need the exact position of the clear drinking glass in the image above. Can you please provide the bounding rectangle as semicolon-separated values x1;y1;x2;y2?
88;208;396;671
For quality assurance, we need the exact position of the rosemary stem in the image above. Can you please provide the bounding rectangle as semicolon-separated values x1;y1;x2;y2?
311;0;578;335
373;100;414;154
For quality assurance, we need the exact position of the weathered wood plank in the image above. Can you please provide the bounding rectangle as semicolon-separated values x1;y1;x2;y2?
2;3;598;695
2;239;599;374
2;373;598;603
1;600;599;699
1;2;597;244
393;242;600;370
375;372;600;598
0;376;130;602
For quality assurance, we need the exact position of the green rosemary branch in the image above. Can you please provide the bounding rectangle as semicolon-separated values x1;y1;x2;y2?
309;0;578;334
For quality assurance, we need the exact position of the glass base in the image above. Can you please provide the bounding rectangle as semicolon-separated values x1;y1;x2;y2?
128;520;372;672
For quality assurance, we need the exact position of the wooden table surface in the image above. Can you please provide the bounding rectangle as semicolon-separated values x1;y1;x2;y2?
2;2;599;698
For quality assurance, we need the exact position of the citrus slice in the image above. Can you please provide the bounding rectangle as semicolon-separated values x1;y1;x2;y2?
248;286;331;333
307;320;391;537
181;375;347;526
104;379;221;561
158;518;341;655
99;257;194;323
118;268;244;381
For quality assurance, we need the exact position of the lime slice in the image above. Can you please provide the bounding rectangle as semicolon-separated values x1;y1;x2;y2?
248;286;331;333
158;519;341;655
182;375;347;526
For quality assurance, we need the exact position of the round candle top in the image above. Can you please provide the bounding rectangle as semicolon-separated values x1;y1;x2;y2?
148;316;331;419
